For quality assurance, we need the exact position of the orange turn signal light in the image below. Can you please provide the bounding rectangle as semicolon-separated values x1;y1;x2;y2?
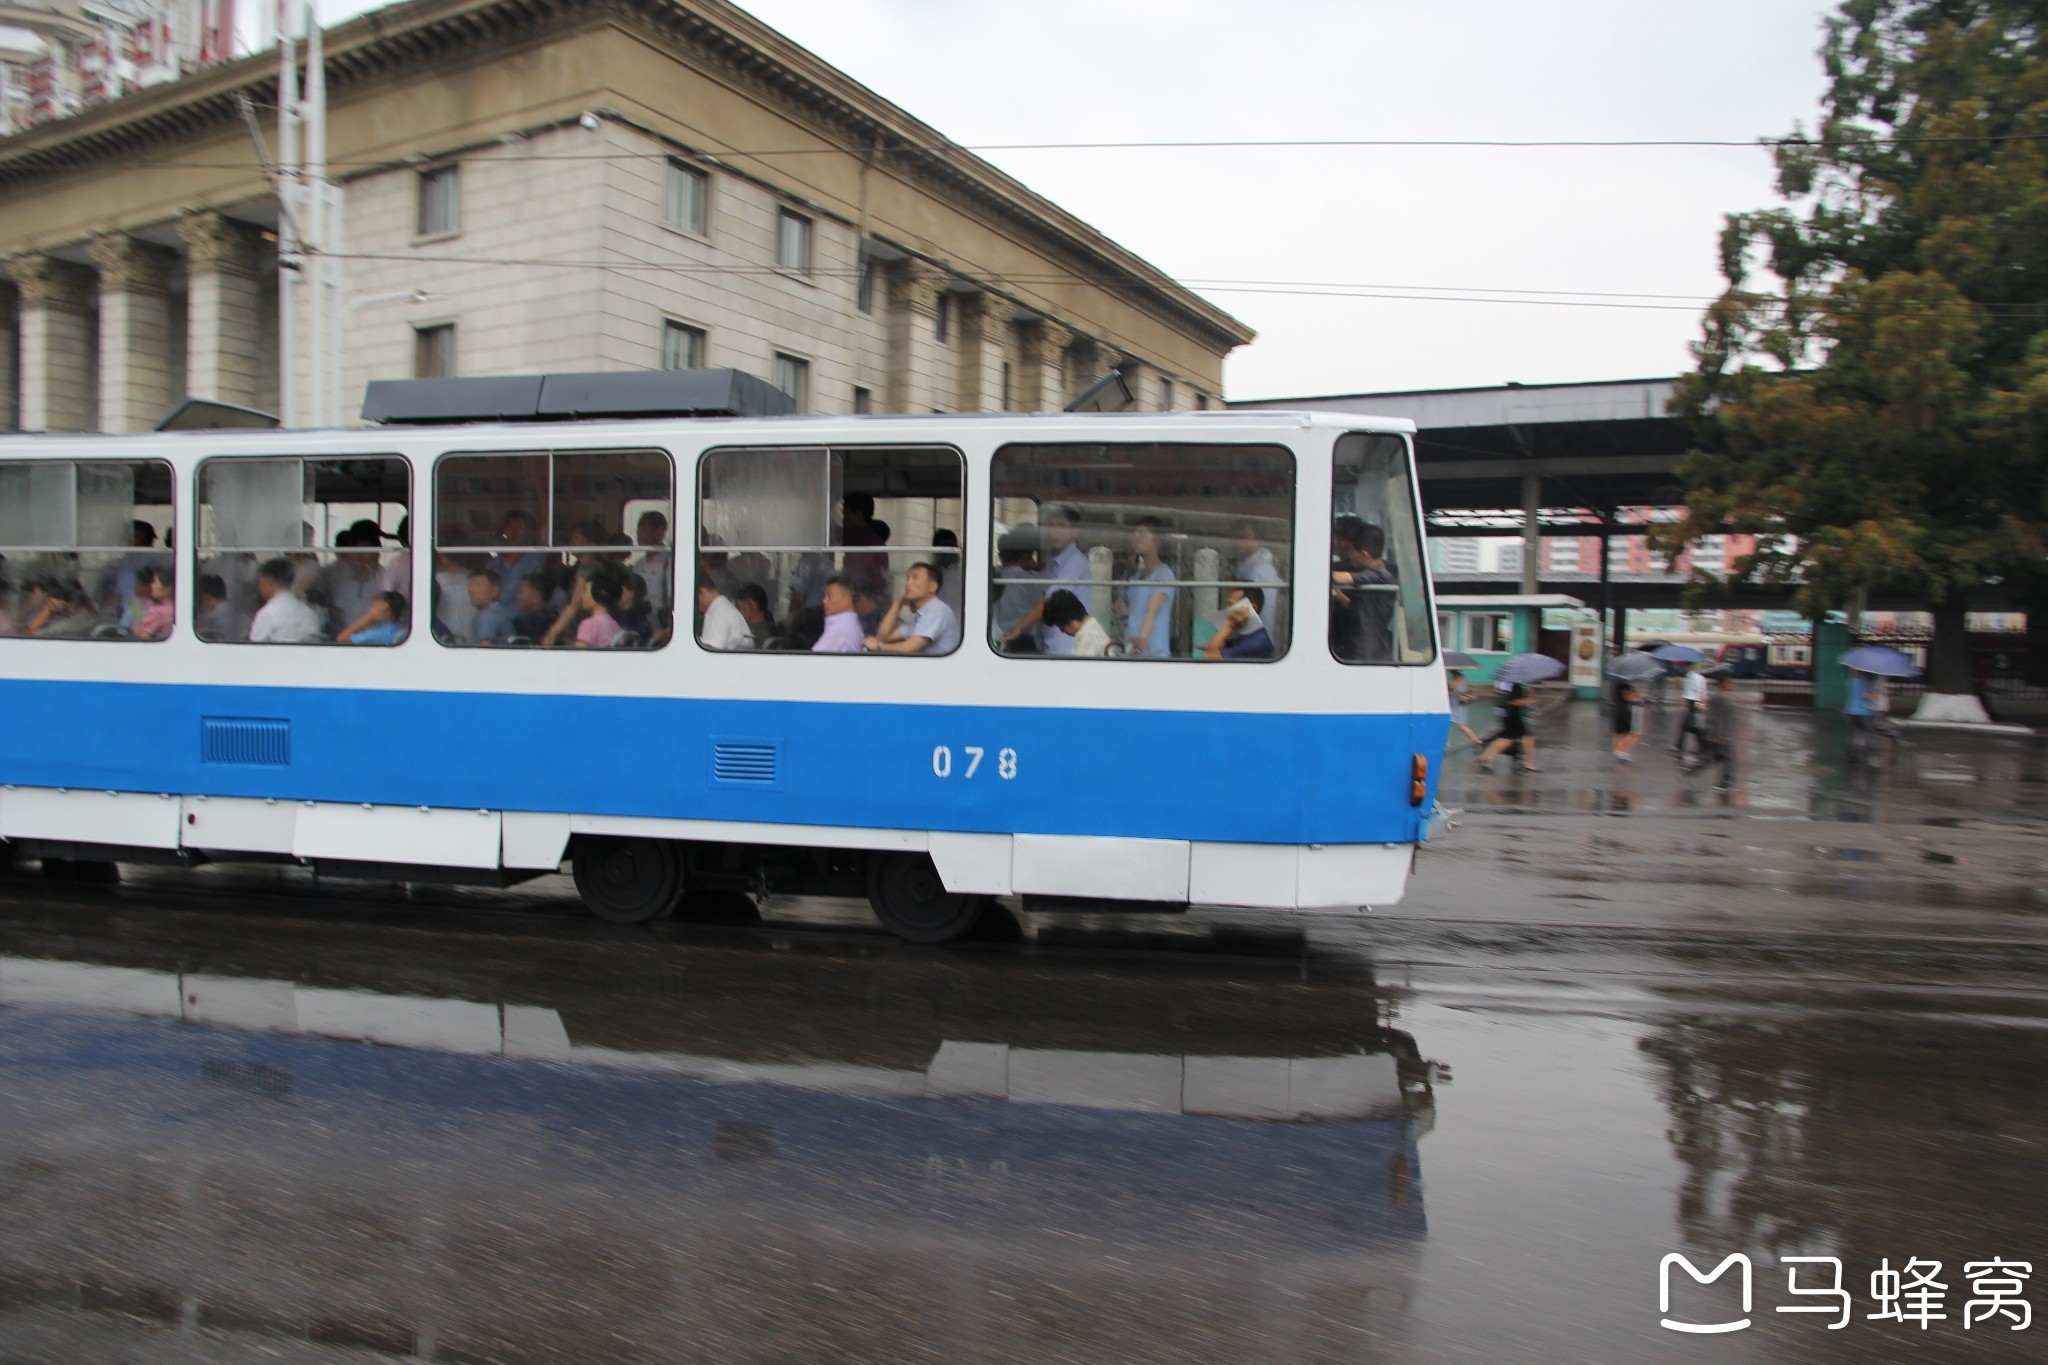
1410;752;1429;806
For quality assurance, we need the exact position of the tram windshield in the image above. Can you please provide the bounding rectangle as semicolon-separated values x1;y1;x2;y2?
1330;432;1434;665
0;458;174;641
987;442;1295;661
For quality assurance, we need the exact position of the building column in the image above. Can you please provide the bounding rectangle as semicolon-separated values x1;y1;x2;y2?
1014;317;1072;413
0;283;17;430
1519;470;1542;596
178;211;269;411
884;258;944;414
1067;335;1106;404
89;234;180;434
6;255;96;433
955;292;1012;412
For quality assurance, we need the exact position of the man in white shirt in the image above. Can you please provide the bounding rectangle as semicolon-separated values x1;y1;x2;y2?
1674;663;1710;757
865;562;958;655
1232;519;1285;641
634;510;673;612
249;558;325;644
696;577;754;650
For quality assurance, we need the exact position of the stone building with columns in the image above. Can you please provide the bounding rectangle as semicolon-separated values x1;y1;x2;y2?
0;0;1250;434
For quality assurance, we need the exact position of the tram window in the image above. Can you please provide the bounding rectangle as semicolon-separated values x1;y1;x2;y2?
987;442;1294;662
1331;432;1435;666
432;449;673;649
696;445;963;655
194;456;411;645
0;459;174;641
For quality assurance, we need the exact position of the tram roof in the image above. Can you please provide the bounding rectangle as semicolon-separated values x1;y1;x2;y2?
0;408;1416;450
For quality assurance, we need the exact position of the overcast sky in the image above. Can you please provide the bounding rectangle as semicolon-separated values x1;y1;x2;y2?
303;0;1840;398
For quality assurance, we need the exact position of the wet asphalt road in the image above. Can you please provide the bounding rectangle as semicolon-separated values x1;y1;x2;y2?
1;696;2046;1363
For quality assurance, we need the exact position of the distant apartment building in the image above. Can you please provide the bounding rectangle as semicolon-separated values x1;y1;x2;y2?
1;0;1251;431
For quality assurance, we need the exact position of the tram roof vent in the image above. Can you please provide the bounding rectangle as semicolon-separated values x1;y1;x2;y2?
361;369;798;425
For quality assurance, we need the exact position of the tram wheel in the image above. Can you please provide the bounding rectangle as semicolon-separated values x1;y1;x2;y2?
865;852;986;944
571;836;683;925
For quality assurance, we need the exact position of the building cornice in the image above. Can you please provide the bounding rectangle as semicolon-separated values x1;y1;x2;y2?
0;0;1251;355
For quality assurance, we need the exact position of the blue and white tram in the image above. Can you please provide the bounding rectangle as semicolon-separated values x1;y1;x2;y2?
0;405;1447;941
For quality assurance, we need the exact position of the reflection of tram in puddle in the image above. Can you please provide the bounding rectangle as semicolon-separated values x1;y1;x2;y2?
0;913;1432;1356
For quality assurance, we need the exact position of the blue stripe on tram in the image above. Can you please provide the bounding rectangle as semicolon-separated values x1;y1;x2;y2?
0;681;1448;846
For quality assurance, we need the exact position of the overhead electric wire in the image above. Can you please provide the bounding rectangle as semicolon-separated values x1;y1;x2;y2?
310;249;2048;319
44;127;2048;174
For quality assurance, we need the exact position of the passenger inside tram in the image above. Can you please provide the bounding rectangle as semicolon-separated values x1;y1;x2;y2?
339;590;409;645
810;576;862;653
1041;588;1111;657
249;557;324;644
863;562;958;655
1203;585;1273;660
694;444;962;655
1330;516;1397;664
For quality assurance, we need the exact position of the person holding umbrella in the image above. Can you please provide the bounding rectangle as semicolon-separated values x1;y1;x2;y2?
1477;652;1562;773
1607;650;1663;763
1840;645;1917;763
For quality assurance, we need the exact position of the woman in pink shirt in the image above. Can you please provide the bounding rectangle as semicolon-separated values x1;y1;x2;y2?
574;572;623;648
136;566;175;640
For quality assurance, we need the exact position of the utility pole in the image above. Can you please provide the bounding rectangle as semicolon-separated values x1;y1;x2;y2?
273;0;343;428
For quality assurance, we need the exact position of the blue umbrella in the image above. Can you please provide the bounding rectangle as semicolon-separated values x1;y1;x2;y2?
1841;645;1921;678
1493;652;1566;685
1650;644;1708;664
1608;652;1665;681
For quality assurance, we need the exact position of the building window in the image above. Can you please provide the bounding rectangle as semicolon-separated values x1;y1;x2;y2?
1330;432;1434;666
431;449;675;649
776;209;812;274
660;321;704;370
933;292;950;343
663;160;707;234
194;455;411;646
1000;362;1012;410
989;442;1295;662
414;324;456;379
1195;392;1209;410
0;459;175;641
416;164;460;237
852;386;872;415
696;444;963;654
1158;378;1174;411
1462;612;1512;653
772;354;808;411
856;254;877;313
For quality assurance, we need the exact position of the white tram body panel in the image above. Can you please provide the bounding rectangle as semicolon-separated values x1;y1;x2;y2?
0;411;1447;921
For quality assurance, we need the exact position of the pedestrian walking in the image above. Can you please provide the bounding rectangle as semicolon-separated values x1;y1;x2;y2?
1478;681;1539;773
1698;669;1736;789
1610;680;1643;762
1448;669;1482;749
1672;664;1708;757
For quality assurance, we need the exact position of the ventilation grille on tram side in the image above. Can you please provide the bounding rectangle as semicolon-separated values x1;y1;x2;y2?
712;741;778;785
200;717;292;767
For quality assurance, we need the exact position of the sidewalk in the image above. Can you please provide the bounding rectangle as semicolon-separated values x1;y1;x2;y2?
1417;693;2048;939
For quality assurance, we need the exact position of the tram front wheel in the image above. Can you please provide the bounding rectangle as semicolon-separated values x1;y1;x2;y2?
571;836;684;925
866;852;987;944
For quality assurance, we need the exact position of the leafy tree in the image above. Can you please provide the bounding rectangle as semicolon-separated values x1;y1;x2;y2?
1661;0;2048;700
